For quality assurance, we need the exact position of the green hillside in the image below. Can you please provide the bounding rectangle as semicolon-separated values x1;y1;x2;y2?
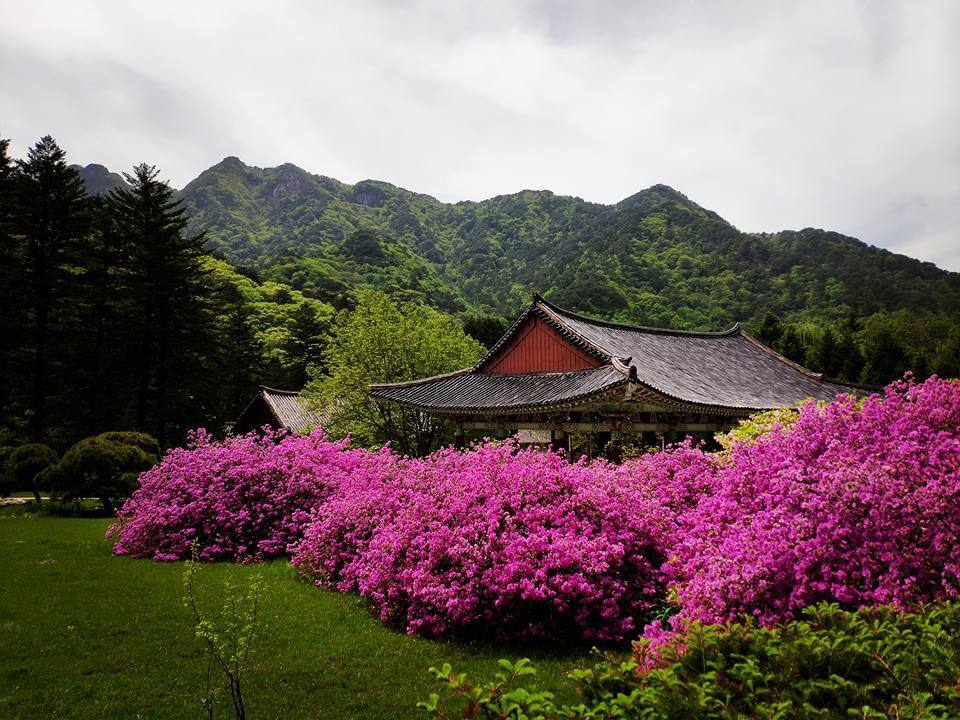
178;158;960;331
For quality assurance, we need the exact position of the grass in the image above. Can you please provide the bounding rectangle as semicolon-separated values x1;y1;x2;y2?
0;515;588;719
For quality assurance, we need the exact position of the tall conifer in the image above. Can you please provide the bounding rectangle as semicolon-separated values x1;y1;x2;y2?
13;136;91;441
106;164;210;445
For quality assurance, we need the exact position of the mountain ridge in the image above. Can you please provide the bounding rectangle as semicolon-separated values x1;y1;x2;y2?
78;157;960;330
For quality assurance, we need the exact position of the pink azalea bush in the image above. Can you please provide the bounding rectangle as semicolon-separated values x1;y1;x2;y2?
108;375;960;648
292;441;716;642
656;376;960;637
109;429;390;561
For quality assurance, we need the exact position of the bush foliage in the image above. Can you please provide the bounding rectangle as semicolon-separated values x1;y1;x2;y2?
293;442;715;642
45;432;159;512
109;429;390;561
421;603;960;719
661;376;960;638
3;443;58;501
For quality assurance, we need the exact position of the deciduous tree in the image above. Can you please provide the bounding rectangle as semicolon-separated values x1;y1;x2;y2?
308;290;484;456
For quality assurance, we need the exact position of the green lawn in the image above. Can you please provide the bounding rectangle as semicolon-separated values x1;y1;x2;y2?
0;516;586;719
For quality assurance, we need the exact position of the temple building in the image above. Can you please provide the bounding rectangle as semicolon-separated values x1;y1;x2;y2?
370;294;862;454
232;386;327;435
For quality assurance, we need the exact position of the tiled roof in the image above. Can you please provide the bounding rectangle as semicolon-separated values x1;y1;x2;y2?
371;365;628;413
535;299;855;409
370;296;865;416
260;387;327;434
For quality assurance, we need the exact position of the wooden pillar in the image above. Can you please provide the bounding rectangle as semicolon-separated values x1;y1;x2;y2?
551;429;573;461
596;430;612;459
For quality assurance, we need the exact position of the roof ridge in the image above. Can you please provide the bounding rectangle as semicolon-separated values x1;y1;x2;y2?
735;328;825;381
370;366;474;390
535;295;742;337
259;386;301;396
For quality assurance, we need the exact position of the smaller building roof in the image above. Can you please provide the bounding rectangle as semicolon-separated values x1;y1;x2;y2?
233;386;327;435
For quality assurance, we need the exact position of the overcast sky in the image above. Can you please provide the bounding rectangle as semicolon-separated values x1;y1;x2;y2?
3;0;959;270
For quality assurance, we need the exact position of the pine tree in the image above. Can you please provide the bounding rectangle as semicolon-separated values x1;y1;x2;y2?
755;311;783;350
13;136;91;442
778;325;807;365
73;197;131;433
106;164;211;446
283;300;329;388
809;327;840;376
217;281;265;418
0;138;24;444
860;327;909;385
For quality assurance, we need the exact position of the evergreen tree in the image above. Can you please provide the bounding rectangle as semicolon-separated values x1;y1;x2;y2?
462;313;509;349
754;312;783;350
809;327;840;376
217;281;265;418
106;164;211;446
73;198;131;433
835;323;865;383
13;136;91;442
283;300;329;388
860;326;909;385
778;326;807;365
0;138;23;443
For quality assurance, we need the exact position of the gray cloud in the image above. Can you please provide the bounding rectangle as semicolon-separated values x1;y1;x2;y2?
2;0;957;269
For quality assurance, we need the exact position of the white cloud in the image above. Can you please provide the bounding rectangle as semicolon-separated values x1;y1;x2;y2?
2;0;958;269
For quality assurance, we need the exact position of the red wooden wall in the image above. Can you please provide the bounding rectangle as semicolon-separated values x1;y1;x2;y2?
484;317;601;374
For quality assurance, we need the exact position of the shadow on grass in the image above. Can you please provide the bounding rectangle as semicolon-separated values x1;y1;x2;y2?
290;569;634;661
0;498;113;519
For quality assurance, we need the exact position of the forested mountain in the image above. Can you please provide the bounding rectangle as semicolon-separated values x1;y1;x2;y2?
178;157;960;332
70;163;130;196
3;137;957;456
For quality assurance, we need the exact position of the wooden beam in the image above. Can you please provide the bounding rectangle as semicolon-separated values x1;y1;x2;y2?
461;421;728;433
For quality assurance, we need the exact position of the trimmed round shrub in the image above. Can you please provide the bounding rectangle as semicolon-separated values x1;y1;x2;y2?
4;443;58;501
48;432;159;512
109;429;391;561
292;440;716;643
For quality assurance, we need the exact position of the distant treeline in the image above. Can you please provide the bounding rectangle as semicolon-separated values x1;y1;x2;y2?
0;136;332;453
753;310;960;386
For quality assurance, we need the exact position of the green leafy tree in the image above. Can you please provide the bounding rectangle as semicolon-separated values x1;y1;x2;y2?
308;290;484;456
183;547;263;720
47;431;159;512
4;443;57;501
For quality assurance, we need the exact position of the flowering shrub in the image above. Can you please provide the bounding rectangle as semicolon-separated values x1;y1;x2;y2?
293;441;716;642
662;376;960;633
109;429;387;561
111;376;960;648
